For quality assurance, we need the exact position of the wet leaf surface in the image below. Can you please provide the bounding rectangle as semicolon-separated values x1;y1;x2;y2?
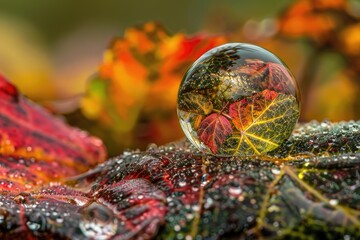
0;118;359;239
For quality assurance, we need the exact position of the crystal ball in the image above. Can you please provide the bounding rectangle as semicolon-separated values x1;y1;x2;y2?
177;43;300;156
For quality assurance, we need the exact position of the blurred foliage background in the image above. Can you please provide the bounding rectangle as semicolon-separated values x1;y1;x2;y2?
0;0;359;156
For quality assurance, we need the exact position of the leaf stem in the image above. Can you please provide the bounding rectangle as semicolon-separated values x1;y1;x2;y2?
284;166;360;227
213;109;232;120
213;102;232;120
252;169;285;239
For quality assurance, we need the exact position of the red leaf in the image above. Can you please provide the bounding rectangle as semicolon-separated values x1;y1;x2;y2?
0;75;18;102
239;59;296;95
0;74;107;191
95;179;166;238
197;113;232;154
266;62;296;94
229;90;279;131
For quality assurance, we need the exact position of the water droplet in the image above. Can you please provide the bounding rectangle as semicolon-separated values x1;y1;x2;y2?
14;194;27;204
79;203;118;240
56;217;64;224
329;199;338;206
204;198;214;209
179;181;187;187
185;235;193;240
191;186;199;192
72;197;88;207
229;186;242;196
146;143;158;152
174;224;181;231
271;168;281;175
201;174;209;186
177;43;300;156
192;205;200;212
186;213;194;220
26;212;47;232
238;195;245;202
268;205;280;212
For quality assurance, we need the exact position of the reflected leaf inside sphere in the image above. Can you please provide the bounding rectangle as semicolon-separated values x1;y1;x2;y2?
177;43;300;156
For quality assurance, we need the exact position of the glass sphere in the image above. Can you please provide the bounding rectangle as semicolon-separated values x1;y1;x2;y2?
177;43;300;156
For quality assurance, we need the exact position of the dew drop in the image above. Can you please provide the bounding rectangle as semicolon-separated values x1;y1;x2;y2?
26;212;47;232
185;235;193;240
329;199;339;206
271;168;281;175
179;181;187;187
247;216;254;222
201;174;209;187
177;43;300;156
204;198;214;209
228;186;243;196
186;213;194;220
174;224;181;231
146;143;158;152
192;205;200;212
56;217;64;224
14;194;27;204
344;235;351;240
191;186;199;192
349;155;356;160
79;203;118;240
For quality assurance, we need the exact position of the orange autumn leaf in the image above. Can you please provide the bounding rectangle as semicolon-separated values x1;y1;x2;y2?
223;90;299;155
277;0;347;42
340;23;360;56
81;22;227;153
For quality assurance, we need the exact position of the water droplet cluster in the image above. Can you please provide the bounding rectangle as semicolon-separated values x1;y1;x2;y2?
177;43;300;156
0;121;358;238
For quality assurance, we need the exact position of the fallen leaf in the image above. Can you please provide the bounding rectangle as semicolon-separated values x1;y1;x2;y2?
0;75;18;102
223;89;299;155
0;121;359;239
197;113;232;153
238;59;297;95
277;0;347;42
0;75;106;192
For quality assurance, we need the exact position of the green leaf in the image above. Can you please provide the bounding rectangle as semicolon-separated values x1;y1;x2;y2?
221;89;300;155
